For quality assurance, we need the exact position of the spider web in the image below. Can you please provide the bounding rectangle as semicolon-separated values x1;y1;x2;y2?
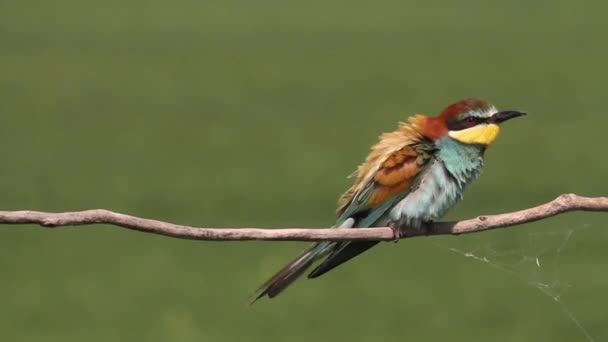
432;223;596;342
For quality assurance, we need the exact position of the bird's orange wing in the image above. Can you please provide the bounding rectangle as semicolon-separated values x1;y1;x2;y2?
368;146;428;206
336;116;435;222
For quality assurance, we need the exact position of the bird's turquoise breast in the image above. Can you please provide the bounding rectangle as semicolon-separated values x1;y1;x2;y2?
383;136;485;227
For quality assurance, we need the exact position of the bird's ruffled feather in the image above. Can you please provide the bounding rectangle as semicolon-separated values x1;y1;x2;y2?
336;115;432;218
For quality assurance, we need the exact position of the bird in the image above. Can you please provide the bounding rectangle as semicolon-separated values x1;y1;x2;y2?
253;98;526;302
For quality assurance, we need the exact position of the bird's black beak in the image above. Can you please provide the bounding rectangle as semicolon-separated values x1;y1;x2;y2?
490;110;527;124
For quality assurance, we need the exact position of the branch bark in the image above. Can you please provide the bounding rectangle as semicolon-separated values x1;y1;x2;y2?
0;194;606;242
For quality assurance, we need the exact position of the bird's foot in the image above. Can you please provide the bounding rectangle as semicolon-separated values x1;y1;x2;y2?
389;222;403;242
390;220;434;241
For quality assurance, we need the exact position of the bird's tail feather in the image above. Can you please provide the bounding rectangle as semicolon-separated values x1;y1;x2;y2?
251;218;356;303
307;240;379;279
251;242;333;303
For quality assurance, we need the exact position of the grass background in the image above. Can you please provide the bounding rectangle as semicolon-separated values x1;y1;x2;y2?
1;0;607;341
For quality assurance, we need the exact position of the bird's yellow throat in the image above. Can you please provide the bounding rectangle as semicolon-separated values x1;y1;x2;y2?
448;123;501;145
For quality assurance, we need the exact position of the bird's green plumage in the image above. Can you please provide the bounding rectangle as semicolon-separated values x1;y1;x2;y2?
385;136;485;226
340;136;485;229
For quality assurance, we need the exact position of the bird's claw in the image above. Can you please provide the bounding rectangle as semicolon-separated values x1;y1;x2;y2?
389;222;402;242
389;221;434;241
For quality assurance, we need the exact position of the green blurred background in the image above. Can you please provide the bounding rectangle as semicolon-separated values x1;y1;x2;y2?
1;0;607;341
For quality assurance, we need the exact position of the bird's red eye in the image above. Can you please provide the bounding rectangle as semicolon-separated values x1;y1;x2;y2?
466;117;476;125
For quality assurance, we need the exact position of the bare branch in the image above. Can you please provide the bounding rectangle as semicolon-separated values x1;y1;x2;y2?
0;194;606;242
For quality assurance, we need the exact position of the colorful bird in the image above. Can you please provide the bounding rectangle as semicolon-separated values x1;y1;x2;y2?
253;98;526;301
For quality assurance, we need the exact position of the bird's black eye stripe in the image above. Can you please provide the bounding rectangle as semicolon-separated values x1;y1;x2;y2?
447;116;487;131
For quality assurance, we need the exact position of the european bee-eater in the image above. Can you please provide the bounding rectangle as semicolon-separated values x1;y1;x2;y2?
254;98;525;301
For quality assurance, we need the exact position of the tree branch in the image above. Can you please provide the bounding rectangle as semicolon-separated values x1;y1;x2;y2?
0;194;606;242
